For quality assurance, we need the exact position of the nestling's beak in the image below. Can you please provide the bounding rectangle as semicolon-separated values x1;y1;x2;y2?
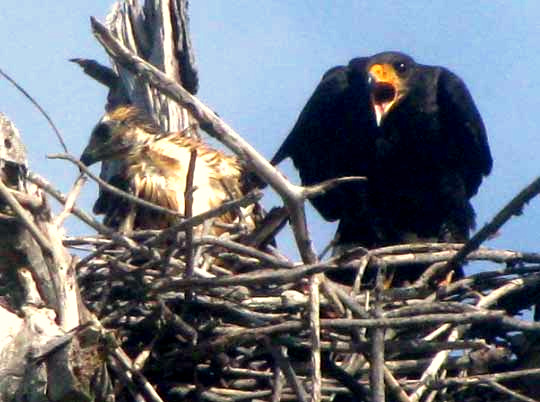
368;63;405;126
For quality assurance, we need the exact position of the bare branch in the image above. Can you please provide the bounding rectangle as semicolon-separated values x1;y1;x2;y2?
53;174;87;228
446;175;540;273
184;148;197;302
89;17;319;264
48;153;183;218
0;67;68;153
0;178;52;253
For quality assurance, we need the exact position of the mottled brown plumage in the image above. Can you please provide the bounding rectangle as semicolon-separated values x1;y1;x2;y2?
81;106;254;234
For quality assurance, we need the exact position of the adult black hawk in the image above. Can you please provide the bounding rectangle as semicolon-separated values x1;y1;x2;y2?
272;51;492;285
81;106;257;235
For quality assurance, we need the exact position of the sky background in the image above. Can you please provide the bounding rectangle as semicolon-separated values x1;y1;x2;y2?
0;1;539;269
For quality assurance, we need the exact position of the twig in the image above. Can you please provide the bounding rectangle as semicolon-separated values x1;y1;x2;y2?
53;173;87;228
384;369;413;402
431;368;540;389
322;355;372;400
107;358;146;402
105;334;165;402
373;246;540;269
371;259;385;402
0;66;68;153
485;380;538;402
325;283;412;402
28;171;113;234
0;178;52;253
159;301;198;343
192;236;294;268
150;259;330;294
180;321;304;361
184;149;197;302
271;352;284;402
146;190;263;245
353;255;370;293
410;277;535;401
74;242;112;270
265;338;308;402
321;311;508;329
302;176;367;200
447;175;540;273
48;153;182;218
308;274;322;402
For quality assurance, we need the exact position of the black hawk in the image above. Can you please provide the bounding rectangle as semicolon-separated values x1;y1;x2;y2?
272;51;492;285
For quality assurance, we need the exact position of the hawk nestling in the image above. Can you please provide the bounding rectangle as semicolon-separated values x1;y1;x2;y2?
81;106;256;235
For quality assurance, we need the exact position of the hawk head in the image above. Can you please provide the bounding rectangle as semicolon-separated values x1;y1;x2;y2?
367;52;417;126
80;106;158;166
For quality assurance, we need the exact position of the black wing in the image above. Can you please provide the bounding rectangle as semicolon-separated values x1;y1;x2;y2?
437;68;492;198
271;58;376;221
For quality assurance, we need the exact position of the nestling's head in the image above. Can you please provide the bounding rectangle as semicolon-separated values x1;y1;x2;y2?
80;106;158;166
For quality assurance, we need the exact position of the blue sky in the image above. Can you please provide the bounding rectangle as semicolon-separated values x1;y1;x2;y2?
1;1;539;265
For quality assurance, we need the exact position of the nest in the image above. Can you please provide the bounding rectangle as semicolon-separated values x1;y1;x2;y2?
66;200;540;401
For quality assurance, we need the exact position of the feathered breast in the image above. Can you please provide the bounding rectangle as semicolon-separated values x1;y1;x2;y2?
123;129;248;230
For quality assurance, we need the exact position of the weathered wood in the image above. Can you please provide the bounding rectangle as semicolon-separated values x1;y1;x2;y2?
105;0;198;131
0;113;93;401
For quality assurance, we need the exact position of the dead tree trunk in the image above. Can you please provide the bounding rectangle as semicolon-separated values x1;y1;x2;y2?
74;0;198;129
0;114;96;401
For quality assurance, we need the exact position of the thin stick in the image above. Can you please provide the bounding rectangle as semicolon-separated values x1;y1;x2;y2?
0;67;68;153
107;342;165;402
431;368;540;389
321;311;507;330
184;149;197;302
370;259;385;402
486;381;537;402
410;278;534;401
0;178;52;253
147;190;263;245
447;175;540;272
48;153;182;218
192;236;294;268
265;338;309;402
308;274;322;402
28;171;113;234
270;348;285;402
53;173;87;228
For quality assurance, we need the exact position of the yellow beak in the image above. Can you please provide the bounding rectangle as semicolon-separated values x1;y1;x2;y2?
368;63;404;126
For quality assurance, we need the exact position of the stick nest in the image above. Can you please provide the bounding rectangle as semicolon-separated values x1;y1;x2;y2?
68;209;540;402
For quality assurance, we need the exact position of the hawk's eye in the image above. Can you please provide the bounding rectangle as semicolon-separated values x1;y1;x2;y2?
92;123;111;142
394;62;408;74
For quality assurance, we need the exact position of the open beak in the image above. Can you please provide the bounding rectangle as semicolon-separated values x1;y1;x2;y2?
368;64;404;126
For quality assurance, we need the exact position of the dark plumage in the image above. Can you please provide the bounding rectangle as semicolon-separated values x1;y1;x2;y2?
272;51;492;285
272;57;380;247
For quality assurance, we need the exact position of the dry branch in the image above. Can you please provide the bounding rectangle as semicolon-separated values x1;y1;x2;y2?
89;16;320;264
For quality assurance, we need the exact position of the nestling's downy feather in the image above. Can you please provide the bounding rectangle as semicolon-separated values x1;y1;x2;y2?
81;106;255;233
